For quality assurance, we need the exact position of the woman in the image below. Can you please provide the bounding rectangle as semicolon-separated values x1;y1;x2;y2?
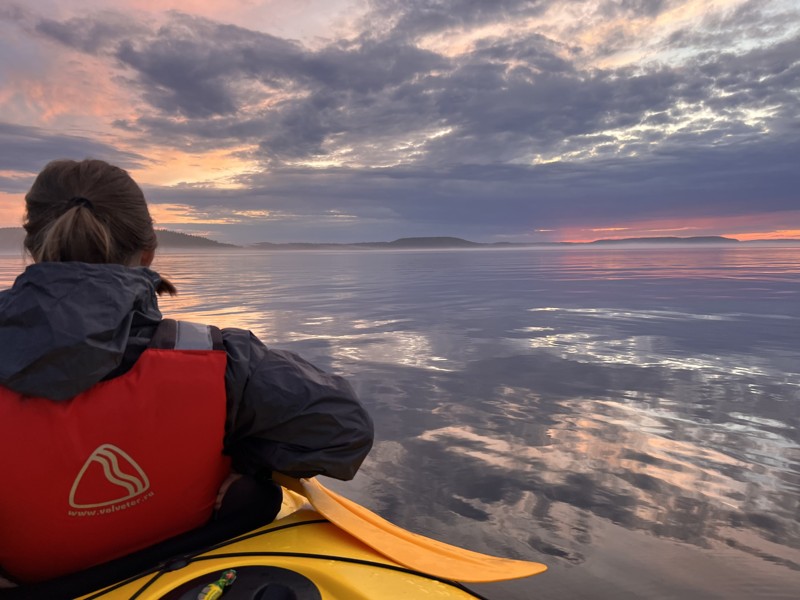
0;159;373;585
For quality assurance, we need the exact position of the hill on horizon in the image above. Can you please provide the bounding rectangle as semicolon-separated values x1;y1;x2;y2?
0;227;238;252
359;236;483;248
154;229;238;249
250;234;788;249
2;229;799;253
589;235;739;245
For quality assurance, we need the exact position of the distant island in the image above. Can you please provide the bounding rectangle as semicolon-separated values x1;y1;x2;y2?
154;229;238;249
1;228;798;253
0;228;236;252
589;236;739;245
248;235;798;249
251;236;485;250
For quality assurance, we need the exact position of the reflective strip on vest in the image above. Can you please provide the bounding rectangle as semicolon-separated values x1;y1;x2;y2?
0;348;230;583
175;321;213;350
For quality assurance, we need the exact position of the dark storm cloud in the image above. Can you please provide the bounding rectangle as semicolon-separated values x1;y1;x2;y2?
363;0;673;43
0;122;144;181
4;1;798;240
21;6;799;165
254;39;447;160
365;0;550;40
154;24;797;167
28;9;448;161
114;14;307;119
146;128;799;241
31;10;445;121
597;0;669;19
423;63;678;158
17;10;306;119
301;38;447;93
698;37;800;107
469;33;575;70
103;20;653;163
35;12;149;54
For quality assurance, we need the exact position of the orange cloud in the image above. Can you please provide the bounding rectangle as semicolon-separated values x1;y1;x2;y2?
149;203;279;226
728;229;800;241
2;49;135;132
558;211;800;242
132;147;259;189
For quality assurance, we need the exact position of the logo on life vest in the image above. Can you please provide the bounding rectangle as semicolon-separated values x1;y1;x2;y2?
69;444;151;509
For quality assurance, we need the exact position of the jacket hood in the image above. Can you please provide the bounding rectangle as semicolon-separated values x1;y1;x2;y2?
0;262;164;400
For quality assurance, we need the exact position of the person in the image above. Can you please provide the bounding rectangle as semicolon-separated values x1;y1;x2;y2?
0;159;374;587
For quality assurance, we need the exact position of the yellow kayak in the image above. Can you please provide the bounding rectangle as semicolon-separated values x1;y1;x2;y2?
4;481;543;599
76;491;497;599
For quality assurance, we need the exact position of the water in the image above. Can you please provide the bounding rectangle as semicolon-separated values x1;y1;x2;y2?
2;245;798;599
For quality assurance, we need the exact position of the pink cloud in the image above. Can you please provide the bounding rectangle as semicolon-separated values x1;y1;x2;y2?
559;211;800;242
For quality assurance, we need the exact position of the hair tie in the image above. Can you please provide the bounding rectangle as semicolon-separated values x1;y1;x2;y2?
69;196;94;210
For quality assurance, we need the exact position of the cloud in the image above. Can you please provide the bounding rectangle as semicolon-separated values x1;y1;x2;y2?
364;0;552;41
665;0;798;51
135;123;798;244
35;11;150;54
1;1;798;240
19;4;798;166
0;122;145;178
598;0;670;19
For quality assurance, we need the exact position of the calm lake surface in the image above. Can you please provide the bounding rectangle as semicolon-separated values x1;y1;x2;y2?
2;245;798;599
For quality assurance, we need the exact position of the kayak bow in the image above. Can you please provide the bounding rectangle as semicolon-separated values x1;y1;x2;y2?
274;475;547;583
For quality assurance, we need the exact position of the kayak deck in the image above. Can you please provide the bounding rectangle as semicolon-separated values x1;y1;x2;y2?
77;495;493;599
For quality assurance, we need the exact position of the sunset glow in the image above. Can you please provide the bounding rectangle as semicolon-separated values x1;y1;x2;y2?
0;0;797;243
559;211;800;243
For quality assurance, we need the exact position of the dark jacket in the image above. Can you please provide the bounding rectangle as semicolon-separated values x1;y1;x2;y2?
0;262;373;480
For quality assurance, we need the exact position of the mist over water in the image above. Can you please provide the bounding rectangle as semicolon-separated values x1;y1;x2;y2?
2;245;798;599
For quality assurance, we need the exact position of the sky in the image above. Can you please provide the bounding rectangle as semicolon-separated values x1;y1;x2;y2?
0;0;798;244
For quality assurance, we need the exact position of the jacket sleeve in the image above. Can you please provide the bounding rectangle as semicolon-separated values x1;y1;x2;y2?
221;327;374;480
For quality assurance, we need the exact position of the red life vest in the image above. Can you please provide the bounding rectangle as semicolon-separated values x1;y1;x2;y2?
0;320;231;583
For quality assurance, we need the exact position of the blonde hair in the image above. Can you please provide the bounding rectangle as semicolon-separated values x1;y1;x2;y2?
23;159;176;295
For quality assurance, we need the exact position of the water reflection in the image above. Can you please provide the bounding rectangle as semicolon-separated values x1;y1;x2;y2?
390;351;799;552
1;246;799;599
544;245;800;281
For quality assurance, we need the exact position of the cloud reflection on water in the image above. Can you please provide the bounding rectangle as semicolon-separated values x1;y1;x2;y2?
3;246;798;599
148;249;800;597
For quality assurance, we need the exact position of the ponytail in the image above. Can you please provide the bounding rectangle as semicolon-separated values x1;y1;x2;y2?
34;203;113;263
155;278;177;296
